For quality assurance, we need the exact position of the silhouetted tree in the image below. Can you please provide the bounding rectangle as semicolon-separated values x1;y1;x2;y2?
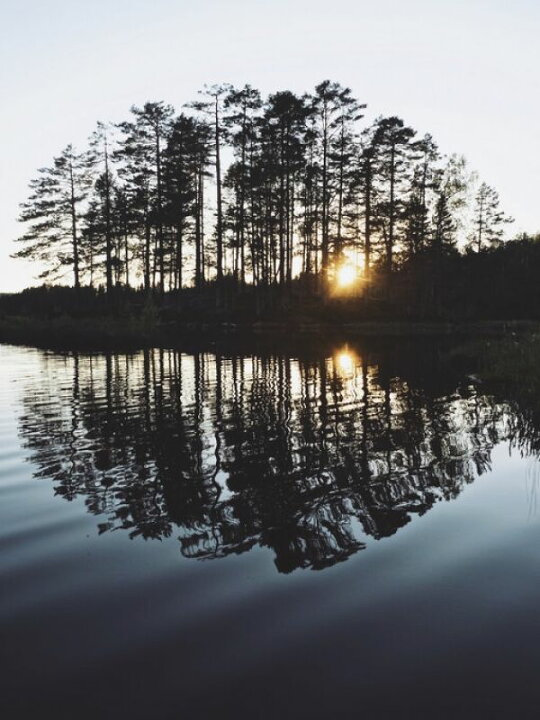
189;85;233;287
469;181;513;252
117;102;174;293
223;85;262;284
14;144;89;287
371;116;416;271
87;122;116;291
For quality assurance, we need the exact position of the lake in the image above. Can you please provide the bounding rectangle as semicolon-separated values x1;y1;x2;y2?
2;340;540;718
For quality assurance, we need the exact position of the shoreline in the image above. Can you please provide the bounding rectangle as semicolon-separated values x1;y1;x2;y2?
0;315;538;352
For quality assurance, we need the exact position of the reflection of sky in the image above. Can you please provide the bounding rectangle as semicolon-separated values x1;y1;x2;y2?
2;0;539;291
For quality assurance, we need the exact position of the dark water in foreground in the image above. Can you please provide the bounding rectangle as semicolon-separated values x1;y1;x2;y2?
2;342;540;719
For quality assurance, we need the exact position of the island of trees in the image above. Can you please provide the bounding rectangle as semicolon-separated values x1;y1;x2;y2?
4;81;540;338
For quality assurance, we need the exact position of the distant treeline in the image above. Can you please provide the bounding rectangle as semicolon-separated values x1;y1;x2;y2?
14;81;517;298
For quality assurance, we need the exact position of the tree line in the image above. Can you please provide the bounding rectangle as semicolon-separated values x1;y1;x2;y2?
14;81;513;296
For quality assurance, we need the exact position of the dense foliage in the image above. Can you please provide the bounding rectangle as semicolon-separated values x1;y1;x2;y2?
13;81;516;301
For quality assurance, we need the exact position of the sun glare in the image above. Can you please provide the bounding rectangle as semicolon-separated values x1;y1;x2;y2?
336;263;358;288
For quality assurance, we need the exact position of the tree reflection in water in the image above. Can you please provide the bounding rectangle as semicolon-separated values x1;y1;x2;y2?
16;344;531;573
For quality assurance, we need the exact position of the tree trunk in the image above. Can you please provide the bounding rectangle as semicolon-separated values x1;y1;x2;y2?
215;96;223;284
69;161;80;289
104;136;113;293
388;143;396;272
364;159;372;276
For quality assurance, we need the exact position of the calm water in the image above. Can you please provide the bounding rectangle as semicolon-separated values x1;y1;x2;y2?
2;341;540;718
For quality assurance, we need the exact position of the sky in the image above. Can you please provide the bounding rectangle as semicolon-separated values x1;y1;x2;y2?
1;0;539;292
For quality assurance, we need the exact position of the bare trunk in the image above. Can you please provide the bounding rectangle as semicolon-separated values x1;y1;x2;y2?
69;161;80;289
215;97;223;283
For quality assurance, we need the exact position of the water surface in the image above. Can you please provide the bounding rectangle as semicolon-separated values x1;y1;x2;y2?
2;342;540;718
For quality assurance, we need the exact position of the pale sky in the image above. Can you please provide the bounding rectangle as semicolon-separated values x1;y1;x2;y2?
1;0;539;292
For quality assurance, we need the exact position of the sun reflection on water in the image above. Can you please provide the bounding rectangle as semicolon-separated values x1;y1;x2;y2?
334;347;358;378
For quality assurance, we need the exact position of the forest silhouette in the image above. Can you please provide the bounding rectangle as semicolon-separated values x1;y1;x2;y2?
6;81;539;331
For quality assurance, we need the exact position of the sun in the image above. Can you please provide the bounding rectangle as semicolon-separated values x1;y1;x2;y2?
336;263;357;288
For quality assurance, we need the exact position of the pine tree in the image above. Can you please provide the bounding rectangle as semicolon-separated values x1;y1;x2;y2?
223;85;262;284
354;123;380;277
87;122;116;291
261;91;307;286
328;86;365;264
404;134;438;258
163;113;212;289
14;144;89;287
469;182;513;251
431;155;469;253
189;85;232;285
310;81;343;275
371;116;416;271
117;102;174;293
